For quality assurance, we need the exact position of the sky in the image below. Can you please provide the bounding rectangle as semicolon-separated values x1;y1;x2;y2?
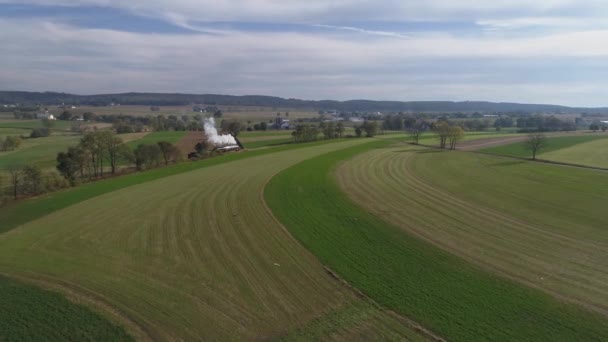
1;1;608;107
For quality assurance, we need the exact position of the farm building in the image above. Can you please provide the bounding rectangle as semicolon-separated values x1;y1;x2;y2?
36;112;56;120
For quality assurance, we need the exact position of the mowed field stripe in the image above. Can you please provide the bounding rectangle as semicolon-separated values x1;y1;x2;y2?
336;144;608;315
0;138;429;341
266;141;608;341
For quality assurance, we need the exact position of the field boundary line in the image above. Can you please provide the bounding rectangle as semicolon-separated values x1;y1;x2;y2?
471;150;608;172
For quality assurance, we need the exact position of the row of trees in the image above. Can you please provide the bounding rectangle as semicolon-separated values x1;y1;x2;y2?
320;121;346;139
589;122;608;132
516;116;576;132
292;125;320;143
355;121;379;138
56;131;182;182
3;165;70;200
291;120;379;143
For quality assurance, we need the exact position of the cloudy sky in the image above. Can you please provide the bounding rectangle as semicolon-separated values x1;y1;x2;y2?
1;1;608;106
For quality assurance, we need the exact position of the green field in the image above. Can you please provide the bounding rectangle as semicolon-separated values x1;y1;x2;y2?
265;141;608;341
0;132;149;173
3;131;608;340
0;134;82;171
0;119;73;131
336;144;608;315
0;138;428;340
480;134;608;158
539;137;608;168
0;276;132;341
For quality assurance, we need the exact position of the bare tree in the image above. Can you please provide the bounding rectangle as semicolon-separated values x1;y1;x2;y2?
524;133;547;160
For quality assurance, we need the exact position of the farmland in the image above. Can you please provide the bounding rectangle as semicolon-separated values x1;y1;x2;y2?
540;137;608;168
335;144;608;316
0;275;132;341
46;105;320;122
0;138;429;340
0;132;149;173
266;141;608;341
480;134;608;158
2;123;608;340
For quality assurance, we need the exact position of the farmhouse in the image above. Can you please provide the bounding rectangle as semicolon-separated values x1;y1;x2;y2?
36;112;56;120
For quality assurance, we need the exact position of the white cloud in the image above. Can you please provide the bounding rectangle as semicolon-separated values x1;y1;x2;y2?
1;0;608;106
2;0;607;23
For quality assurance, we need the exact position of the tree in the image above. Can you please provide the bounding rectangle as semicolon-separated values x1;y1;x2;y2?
79;132;104;177
57;150;80;181
408;127;422;144
83;112;96;121
355;126;362;137
1;136;21;151
221;120;242;136
22;164;44;195
524;133;547;160
58;110;73;121
335;122;345;138
590;122;601;132
134;144;163;170
361;121;378;137
447;126;465;150
433;121;450;149
30;128;51;138
98;131;124;174
7;166;21;199
157;141;182;165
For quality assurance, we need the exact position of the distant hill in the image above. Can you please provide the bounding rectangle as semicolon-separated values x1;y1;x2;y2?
1;91;607;114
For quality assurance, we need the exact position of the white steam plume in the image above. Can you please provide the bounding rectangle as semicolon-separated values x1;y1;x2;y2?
203;117;237;147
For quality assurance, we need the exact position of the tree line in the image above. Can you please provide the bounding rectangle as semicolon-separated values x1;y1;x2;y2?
56;130;182;183
3;165;70;201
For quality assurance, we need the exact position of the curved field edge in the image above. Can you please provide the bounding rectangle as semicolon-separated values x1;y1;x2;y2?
0;138;430;340
0;275;132;341
0;138;358;234
264;140;608;341
337;146;608;315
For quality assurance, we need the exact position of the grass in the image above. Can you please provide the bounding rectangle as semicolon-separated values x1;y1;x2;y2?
0;137;369;234
0;134;82;171
265;140;608;341
0;276;132;341
0;119;72;131
0;138;427;340
337;144;608;315
480;134;608;158
539;137;608;168
244;137;293;149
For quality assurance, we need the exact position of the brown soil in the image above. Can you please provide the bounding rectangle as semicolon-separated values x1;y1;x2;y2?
175;130;203;154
